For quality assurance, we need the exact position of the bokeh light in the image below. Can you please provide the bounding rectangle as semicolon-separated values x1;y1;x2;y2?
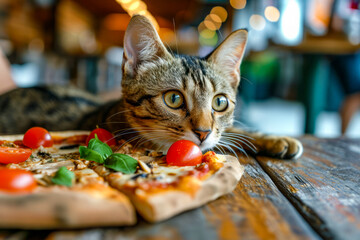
264;6;280;22
230;0;247;10
204;18;217;31
199;31;218;46
249;14;266;31
210;6;228;22
198;21;207;32
205;14;222;30
115;0;158;30
200;29;216;39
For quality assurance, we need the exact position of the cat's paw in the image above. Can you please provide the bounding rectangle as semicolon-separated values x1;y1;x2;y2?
258;136;303;160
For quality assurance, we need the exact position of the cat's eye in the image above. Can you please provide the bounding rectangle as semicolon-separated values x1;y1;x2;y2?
212;95;228;112
163;91;184;109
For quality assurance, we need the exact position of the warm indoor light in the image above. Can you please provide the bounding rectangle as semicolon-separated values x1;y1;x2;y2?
210;6;228;22
264;6;280;22
198;21;207;32
200;29;216;39
249;14;266;31
103;13;130;31
205;14;222;30
199;31;218;46
119;0;133;4
115;0;158;30
230;0;246;10
204;19;217;31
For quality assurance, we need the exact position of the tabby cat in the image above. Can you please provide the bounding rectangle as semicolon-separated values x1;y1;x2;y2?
0;15;302;159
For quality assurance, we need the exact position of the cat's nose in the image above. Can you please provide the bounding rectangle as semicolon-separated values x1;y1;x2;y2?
193;129;211;142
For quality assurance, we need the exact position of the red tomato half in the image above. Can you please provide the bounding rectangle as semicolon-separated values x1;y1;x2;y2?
0;147;32;164
0;168;37;193
86;128;117;146
23;127;53;149
166;140;203;166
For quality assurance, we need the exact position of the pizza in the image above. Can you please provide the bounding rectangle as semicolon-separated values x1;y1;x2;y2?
0;127;244;228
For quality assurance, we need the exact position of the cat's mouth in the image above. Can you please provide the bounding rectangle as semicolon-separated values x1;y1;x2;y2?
180;131;218;152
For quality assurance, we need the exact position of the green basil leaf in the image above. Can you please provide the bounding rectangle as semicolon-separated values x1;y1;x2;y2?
104;154;138;174
87;137;113;160
51;166;75;187
79;146;104;163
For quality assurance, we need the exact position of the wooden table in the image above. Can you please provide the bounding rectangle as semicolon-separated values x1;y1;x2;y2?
1;136;360;240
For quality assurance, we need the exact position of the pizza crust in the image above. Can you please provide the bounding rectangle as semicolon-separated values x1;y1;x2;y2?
0;185;136;229
121;155;244;222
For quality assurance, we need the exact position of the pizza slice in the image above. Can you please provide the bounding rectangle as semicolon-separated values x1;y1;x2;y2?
0;130;136;229
96;151;244;222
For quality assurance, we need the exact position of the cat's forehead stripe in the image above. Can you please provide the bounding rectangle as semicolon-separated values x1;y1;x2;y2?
179;56;215;92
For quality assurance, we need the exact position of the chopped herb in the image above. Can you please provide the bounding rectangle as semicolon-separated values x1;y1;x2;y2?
87;135;113;159
104;153;138;174
79;135;113;163
78;135;138;174
51;166;75;187
79;146;104;163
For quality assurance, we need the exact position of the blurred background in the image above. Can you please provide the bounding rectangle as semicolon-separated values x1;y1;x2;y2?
0;0;359;137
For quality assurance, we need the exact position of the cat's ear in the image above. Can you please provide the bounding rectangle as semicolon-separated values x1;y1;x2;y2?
206;29;248;88
123;15;172;77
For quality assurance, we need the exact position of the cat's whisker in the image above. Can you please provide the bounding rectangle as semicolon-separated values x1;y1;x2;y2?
232;120;252;129
214;145;226;155
99;121;128;125
219;140;248;158
217;141;240;158
222;133;257;151
113;127;163;137
105;110;131;120
115;134;145;152
241;76;252;84
222;132;255;140
222;139;249;158
222;135;257;153
135;135;168;152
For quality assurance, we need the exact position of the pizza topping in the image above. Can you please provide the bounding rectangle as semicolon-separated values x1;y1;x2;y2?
138;160;151;173
80;136;139;174
202;151;225;171
73;159;89;170
0;147;32;164
0;141;20;148
131;173;149;180
79;135;113;164
74;169;104;185
37;150;52;159
0;168;37;193
23;127;54;149
166;140;203;166
51;166;75;187
59;144;80;150
104;154;138;174
86;128;117;146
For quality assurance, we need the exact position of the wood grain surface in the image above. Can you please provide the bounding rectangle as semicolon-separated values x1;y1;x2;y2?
257;136;360;240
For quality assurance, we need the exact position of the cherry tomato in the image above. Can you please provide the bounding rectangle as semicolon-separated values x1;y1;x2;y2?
166;140;203;166
0;147;32;164
23;127;53;149
0;168;37;193
86;128;117;146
